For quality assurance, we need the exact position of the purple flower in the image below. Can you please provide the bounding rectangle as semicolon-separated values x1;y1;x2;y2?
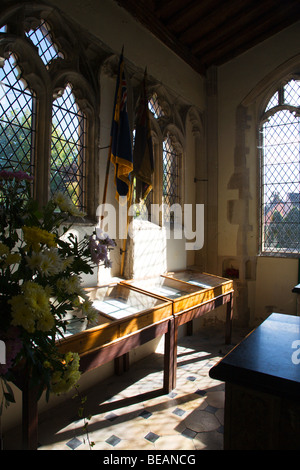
0;169;33;182
95;228;116;248
88;229;115;266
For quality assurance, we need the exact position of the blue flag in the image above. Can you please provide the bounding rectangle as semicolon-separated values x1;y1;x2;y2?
110;51;133;202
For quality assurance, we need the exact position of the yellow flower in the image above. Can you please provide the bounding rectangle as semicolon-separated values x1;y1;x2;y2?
9;295;36;333
0;242;9;256
4;252;21;265
9;281;54;333
43;361;52;369
57;275;83;295
36;311;55;332
23;226;56;252
50;352;81;395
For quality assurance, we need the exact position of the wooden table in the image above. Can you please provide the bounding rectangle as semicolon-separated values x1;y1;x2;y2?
19;271;234;449
19;284;174;450
122;271;234;389
209;313;300;450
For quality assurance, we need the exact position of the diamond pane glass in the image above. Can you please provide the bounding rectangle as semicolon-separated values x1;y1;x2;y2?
25;20;62;66
0;53;35;176
284;79;300;107
148;93;164;119
163;134;179;224
265;91;278;112
261;81;300;255
51;85;86;210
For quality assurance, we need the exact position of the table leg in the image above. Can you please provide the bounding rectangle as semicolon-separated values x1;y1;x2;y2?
114;353;129;375
22;382;39;450
186;320;193;336
225;293;233;344
163;317;177;393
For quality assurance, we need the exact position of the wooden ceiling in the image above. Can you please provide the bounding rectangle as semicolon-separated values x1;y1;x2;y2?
114;0;300;75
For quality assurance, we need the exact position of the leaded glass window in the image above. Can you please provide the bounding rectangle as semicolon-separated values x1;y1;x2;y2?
0;8;97;217
260;79;300;256
0;53;35;176
51;85;86;210
148;92;164;119
25;20;63;67
163;133;180;225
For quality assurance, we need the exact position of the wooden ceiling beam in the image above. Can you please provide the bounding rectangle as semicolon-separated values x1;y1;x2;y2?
154;0;193;20
198;4;300;68
178;0;253;45
114;0;205;74
113;0;300;74
163;0;223;34
190;0;283;54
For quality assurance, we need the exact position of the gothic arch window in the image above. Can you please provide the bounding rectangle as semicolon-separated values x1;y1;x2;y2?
0;52;35;178
133;89;184;227
163;132;182;225
51;84;86;209
259;78;300;256
25;19;63;67
148;92;164;119
0;7;98;216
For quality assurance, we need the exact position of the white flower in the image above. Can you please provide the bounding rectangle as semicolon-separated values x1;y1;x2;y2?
52;191;86;218
26;248;64;277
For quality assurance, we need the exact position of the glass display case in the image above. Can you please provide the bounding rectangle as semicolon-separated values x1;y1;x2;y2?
162;269;232;290
57;283;172;356
162;270;234;304
121;272;233;314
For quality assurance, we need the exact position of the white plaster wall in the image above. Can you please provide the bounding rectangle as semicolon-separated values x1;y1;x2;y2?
48;0;205;110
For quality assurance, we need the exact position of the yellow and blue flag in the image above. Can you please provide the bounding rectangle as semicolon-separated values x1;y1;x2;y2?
110;51;133;202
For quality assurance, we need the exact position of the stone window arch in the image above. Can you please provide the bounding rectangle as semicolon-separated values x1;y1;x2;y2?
259;77;300;256
0;4;99;217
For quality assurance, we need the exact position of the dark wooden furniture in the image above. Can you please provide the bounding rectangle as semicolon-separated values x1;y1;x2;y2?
17;271;234;450
122;271;234;390
209;312;300;450
17;284;173;450
292;283;300;293
292;283;300;315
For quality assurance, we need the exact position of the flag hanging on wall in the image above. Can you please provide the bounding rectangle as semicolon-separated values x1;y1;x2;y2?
110;50;133;202
133;69;154;201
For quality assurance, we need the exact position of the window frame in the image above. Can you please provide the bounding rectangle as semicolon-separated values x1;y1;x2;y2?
258;77;300;258
0;9;99;220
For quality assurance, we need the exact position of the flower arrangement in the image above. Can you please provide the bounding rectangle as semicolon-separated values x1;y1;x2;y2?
0;170;115;413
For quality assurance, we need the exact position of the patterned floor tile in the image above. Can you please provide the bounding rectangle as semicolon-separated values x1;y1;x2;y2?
66;437;83;450
139;409;152;419
105;435;121;447
144;431;160;443
3;326;248;451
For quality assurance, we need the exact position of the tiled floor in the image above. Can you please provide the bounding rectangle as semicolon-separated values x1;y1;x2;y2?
4;325;248;451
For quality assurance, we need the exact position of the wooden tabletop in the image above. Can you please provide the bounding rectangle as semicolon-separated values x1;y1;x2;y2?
209;313;300;397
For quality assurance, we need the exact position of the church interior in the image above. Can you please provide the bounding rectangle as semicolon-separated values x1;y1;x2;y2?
0;0;300;451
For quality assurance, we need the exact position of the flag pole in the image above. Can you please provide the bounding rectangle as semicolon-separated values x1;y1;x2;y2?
100;138;112;229
120;182;133;277
100;46;125;229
